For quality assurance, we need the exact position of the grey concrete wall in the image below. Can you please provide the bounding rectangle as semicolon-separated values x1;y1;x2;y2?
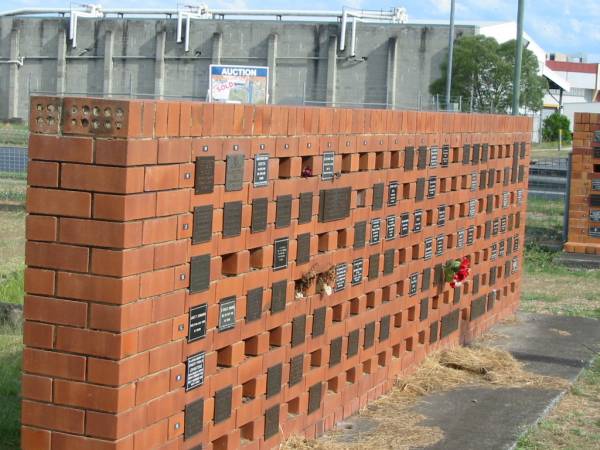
0;16;475;121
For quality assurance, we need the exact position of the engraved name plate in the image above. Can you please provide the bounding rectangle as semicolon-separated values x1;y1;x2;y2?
296;233;311;265
388;181;399;206
335;263;347;291
185;352;205;391
462;144;471;165
418;146;428;169
427;176;437;198
251;197;268;233
409;272;419;296
503;191;509;208
219;296;236;331
319;187;351;222
590;226;600;237
289;354;304;386
441;144;450;167
368;254;379;280
192;205;212;244
214;386;232;423
470;172;478;192
372;183;384;210
275;195;292;229
184;398;204;439
416;177;425;202
351;258;363;285
223;201;242;237
270;280;287;313
312;306;326;337
370;218;381;244
188;304;208;342
430;146;439;167
424;237;433;260
273;238;289;270
435;234;444;256
438;205;446;227
413;209;423;233
246;287;263;322
467;226;475;245
590;210;600;222
298;192;313;224
592;180;600;191
386;215;396;240
195;156;215;194
400;213;410;237
383;249;394;275
404;146;415;170
264;405;280;440
253;153;269;187
225;154;244;191
354;221;367;248
189;254;210;293
457;229;465;248
441;309;459;337
322;151;335;180
469;199;477;218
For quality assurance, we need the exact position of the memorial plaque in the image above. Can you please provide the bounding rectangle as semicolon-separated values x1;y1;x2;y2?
194;156;215;195
505;260;511;278
508;214;514;231
415;177;425;202
409;272;419;296
427;176;437;198
329;337;343;367
321;151;335;180
520;142;526;159
499;240;505;257
354;221;367;249
266;364;282;398
218;296;236;331
500;216;507;233
368;253;380;280
420;297;429;321
400;213;410;237
383;249;395;275
517;189;523;206
379;315;391;341
188;304;208;342
467;226;475;245
469;199;477;218
590;226;600;237
590;210;600;222
472;274;480;294
388;181;399;206
273;238;289;270
435;234;444;256
453;285;461;304
479;170;487;190
486;194;494;214
594;147;600;158
347;329;360;357
214;386;232;423
482;143;489;162
592;180;600;191
418;146;428;169
484;221;492;239
184;398;204;440
404;146;415;170
364;322;376;348
518;165;525;182
424;237;433;260
253;153;269;187
470;297;486;321
457;229;465;248
503;191;509;208
503;167;510;186
386;215;396;240
507;237;513;255
512;256;519;273
434;263;444;287
335;263;347;291
370;218;381;244
430;146;439;167
223;201;242;237
489;266;497;286
271;280;287;313
422;267;431;291
470;172;478;192
441;145;450;167
319;187;351;222
430;321;439;343
185;352;205;391
312;306;326;337
441;309;460;338
438;205;446;227
488;168;495;188
298;192;313;224
192;205;212;244
308;383;322;414
372;183;384;210
251;197;268;233
264;405;280;440
225;154;244;191
351;258;364;285
493;218;499;236
246;288;263;323
275;195;292;229
289;354;304;386
189;254;210;293
462;144;471;165
291;315;306;347
472;143;480;164
490;243;498;261
296;233;311;265
413;210;423;233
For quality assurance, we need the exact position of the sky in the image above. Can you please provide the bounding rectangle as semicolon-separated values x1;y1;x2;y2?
4;0;600;62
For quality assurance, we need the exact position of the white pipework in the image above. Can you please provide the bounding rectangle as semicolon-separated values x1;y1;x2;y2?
176;4;210;52
69;4;104;48
0;57;24;67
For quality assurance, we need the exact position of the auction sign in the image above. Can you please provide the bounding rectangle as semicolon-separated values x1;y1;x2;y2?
208;64;269;104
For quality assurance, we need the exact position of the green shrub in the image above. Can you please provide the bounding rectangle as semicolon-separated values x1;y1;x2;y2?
542;112;572;143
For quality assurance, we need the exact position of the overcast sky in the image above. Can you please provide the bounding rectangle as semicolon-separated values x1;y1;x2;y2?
4;0;599;62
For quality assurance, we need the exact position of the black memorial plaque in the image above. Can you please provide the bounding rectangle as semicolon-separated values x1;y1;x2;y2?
438;205;446;227
430;146;439;167
383;249;394;275
504;167;510;186
590;210;600;222
479;170;487;190
503;191;509;209
486;194;494;214
518;165;525;183
491;243;498;261
289;354;304;386
507;237;513;255
590;226;600;237
312;306;326;337
225;154;244;192
189;254;210;293
493;218;499;236
370;218;381;244
251;197;268;233
513;234;519;251
364;322;376;348
185;352;205;391
184;398;204;440
298;192;313;224
481;143;489;162
347;329;359;357
430;321;439;343
484;221;492;239
409;272;418;296
434;263;444;287
488;168;495;188
501;216;507;233
266;364;282;398
368;253;380;280
214;386;232;423
388;181;399;206
264;405;280;440
372;183;384;210
462;144;471;165
457;229;465;248
404;146;415;170
415;177;425;202
192;205;212;244
296;233;311;265
470;297;486;321
308;383;323;414
188;304;208;342
420;297;429;321
291;315;306;347
275;195;292;229
520;141;526;159
246;288;263;323
441;309;460;338
413;210;423;233
469;199;477;218
435;234;444;256
472;143;480;164
194;156;215;195
499;240;505;257
505;260;511;278
595;147;600;159
386;215;396;240
424;237;433;260
335;263;347;291
489;266;497;286
354;221;367;248
422;267;431;291
273;238;289;270
512;256;519;273
427;176;437;198
270;280;287;313
329;337;343;366
319;187;351;222
592;180;600;191
379;315;391;341
218;296;236;331
223;201;242;237
253;154;269;187
351;258;363;285
418;146;428;169
453;285;461;304
470;172;478;192
322;151;335;180
400;213;410;237
472;273;480;295
467;226;475;245
441;145;450;167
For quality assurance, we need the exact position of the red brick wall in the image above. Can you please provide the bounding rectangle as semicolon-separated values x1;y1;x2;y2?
22;96;531;450
565;113;600;254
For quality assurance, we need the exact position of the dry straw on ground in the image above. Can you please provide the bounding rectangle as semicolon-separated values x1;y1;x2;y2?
281;343;567;450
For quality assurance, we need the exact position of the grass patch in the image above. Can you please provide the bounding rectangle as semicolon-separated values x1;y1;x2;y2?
0;323;22;450
0;177;26;204
0;210;26;278
0;271;24;305
0;124;28;147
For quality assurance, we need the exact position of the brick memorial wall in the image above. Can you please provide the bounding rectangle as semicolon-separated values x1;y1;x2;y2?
565;113;600;255
21;96;531;450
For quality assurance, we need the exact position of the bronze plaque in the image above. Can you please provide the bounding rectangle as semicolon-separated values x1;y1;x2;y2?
251;198;268;233
192;205;212;244
270;280;287;313
275;195;292;229
298;192;313;224
329;336;343;367
417;146;428;169
481;143;489;162
503;167;510;186
225;154;244;191
479;170;487;191
312;306;326;337
291;315;306;347
420;297;429;321
488;168;495;188
372;183;384;210
354;221;367;248
264;405;280;440
214;386;232;423
486;194;494;214
246;287;263;323
223;201;242;238
318;187;351;223
453;285;461;304
266;363;282;398
487;291;496;310
441;309;460;338
195;156;215;195
462;144;471;165
472;143;480;164
520;142;526;159
434;263;444;287
415;178;425;202
379;315;390;342
472;274;480;295
518;165;525;183
383;249;394;275
364;321;375;349
504;260;511;278
184;397;204;440
296;233;311;265
470;297;486;321
421;267;431;291
404;146;415;170
347;329;359;357
308;383;323;414
368;253;379;280
189;254;210;293
289;354;304;386
489;266;497;286
430;321;439;343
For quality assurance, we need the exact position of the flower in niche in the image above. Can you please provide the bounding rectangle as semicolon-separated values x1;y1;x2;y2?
444;256;471;288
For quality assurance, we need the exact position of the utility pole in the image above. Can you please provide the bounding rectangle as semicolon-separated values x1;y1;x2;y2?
512;0;525;115
445;0;456;110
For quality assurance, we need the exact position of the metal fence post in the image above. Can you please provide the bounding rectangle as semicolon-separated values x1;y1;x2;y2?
563;152;572;243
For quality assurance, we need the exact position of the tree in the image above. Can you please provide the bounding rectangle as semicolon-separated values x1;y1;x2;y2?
430;35;547;113
542;112;572;142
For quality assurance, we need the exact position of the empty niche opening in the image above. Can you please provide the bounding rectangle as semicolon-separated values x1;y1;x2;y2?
378;351;387;367
407;306;416;321
356;189;367;208
212;435;228;450
375;152;385;169
392;343;401;358
269;326;284;347
217;346;235;368
411;244;420;260
362;358;373;374
426;210;433;226
240;421;255;443
288;397;300;416
327;376;339;393
432;295;439;309
403;182;411;199
359;153;370;171
346;367;357;384
396;280;404;296
405;336;414;352
511;282;516;293
332;303;344;321
418;330;426;345
398;248;406;265
394;312;402;328
390;150;400;168
594;165;600;173
382;285;392;303
278;157;293;178
440;178;447;192
452;147;460;162
242;379;257;403
244;336;260;357
366;291;377;309
478;198;484;213
341;153;354;173
443;290;450;304
350;297;360;315
449;205;456;220
310;349;323;367
337;229;350;248
249;247;264;270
